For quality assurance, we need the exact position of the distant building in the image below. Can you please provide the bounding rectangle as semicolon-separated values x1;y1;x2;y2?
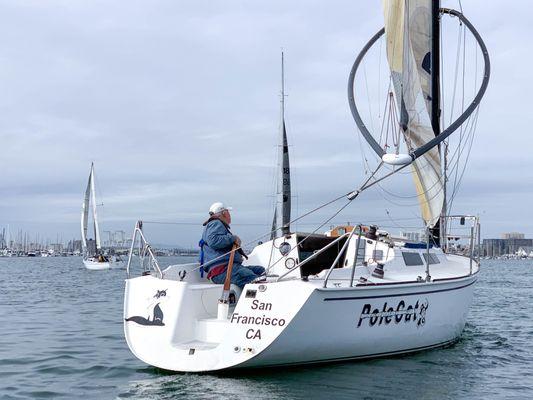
501;232;525;240
483;237;533;257
67;239;83;253
400;230;423;242
50;243;63;253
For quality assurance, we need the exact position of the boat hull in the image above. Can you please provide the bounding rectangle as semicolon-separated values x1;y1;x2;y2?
124;274;477;372
84;259;111;270
243;277;476;368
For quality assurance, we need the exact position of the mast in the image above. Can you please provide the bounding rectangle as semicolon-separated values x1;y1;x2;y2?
271;51;291;239
430;0;442;247
431;0;441;137
90;163;102;252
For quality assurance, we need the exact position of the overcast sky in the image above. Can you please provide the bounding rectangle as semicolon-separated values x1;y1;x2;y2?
0;0;531;247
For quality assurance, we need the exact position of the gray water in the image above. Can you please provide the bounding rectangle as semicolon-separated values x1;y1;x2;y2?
1;257;532;399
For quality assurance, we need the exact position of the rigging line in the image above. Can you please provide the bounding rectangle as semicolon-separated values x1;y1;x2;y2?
363;62;375;134
371;151;481;208
144;218;432;227
391;94;401;149
449;20;464;126
377;36;383;120
143;221;269;227
448;35;482;212
337;216;422;224
266;199;353;274
373;177;444;209
450;124;473;181
266;162;389;272
440;12;446;131
372;155;447;200
451;23;467;174
444;97;478;167
352;161;385;197
385;209;416;230
378;88;390;146
356;121;370;175
372;161;450;203
448;121;476;211
446;36;481;175
358;161;411;194
450;23;469;175
178;190;352;273
372;171;443;201
379;161;417;176
449;113;478;165
381;224;433;230
454;21;468;188
448;107;480;211
449;108;474;192
445;116;475;168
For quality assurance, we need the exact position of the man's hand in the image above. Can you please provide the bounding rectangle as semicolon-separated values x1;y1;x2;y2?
233;236;242;246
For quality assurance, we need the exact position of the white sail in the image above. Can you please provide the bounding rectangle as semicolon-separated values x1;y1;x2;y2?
382;0;444;227
81;165;91;252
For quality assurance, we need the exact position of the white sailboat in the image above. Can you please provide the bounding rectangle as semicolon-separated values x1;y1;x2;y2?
81;163;119;270
123;1;490;372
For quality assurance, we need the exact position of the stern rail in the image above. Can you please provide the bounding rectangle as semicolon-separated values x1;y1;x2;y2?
126;220;163;279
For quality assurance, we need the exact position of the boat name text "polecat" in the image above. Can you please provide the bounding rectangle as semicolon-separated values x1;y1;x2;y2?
357;299;429;328
230;300;285;340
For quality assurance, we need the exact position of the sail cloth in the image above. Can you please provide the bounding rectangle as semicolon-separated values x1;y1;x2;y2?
80;163;102;254
81;167;92;251
382;0;444;227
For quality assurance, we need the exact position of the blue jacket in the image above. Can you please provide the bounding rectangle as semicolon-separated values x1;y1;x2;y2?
200;218;243;271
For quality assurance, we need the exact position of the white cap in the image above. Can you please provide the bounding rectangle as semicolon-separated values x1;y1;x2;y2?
209;202;232;215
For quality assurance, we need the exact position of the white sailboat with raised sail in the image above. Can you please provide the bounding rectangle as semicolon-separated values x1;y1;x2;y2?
123;1;490;372
81;163;117;270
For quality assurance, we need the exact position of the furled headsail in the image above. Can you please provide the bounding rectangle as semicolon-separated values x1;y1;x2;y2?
271;52;291;239
382;0;443;227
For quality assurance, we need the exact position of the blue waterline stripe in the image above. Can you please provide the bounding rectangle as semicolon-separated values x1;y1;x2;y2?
323;279;477;301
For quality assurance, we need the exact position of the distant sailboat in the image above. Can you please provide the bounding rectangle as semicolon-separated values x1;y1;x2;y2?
81;163;120;270
271;52;291;240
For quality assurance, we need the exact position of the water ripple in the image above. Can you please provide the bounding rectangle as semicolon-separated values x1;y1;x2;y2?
0;258;532;399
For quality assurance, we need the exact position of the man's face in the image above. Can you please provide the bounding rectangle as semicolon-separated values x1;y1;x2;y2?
222;209;232;224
